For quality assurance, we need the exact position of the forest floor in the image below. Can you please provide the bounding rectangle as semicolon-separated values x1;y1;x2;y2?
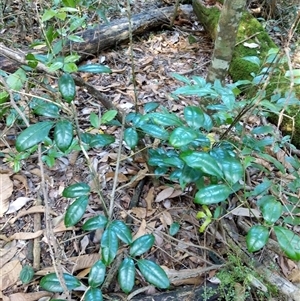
1;0;300;300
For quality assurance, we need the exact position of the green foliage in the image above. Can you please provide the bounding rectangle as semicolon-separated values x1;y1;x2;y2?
20;265;35;284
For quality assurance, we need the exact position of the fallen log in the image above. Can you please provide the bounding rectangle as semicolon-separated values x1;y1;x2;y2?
0;5;193;73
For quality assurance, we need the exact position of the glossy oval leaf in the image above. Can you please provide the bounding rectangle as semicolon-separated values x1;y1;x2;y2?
246;225;269;252
144;102;159;113
118;257;135;294
184;106;205;129
40;273;80;292
169;222;180;236
181;151;223;178
62;183;90;198
260;199;282;224
129;234;155;257
82;215;108;231
20;265;35;284
31;99;60;118
146;112;183;127
101;227;118;265
139;124;169;140
219;157;243;184
78;64;112;74
194;184;232;205
274;226;300;261
6;68;27;91
124;128;138;149
111;220;132;245
88;260;106;288
84;287;103;301
54;120;73;152
137;259;169;289
89;134;115;148
64;195;89;227
101;110;118;124
169;127;198;148
16;121;54;152
58;73;76;103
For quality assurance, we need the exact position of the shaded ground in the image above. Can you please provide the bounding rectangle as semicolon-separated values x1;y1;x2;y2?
1;0;300;300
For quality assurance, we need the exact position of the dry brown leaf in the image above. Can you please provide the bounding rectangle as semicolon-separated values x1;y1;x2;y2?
6;197;32;214
145;186;154;210
9;230;44;241
12;174;28;191
230;207;261;218
0;259;22;290
0;291;10;301
133;219;148;241
289;269;300;283
0;173;13;217
276;149;293;170
0;247;18;268
160;211;173;227
9;291;52;301
155;187;174;202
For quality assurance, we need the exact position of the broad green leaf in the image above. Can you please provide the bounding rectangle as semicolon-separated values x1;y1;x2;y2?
67;35;85;43
219;157;243;184
41;9;56;22
246;225;269;252
124;128;138;149
62;0;76;8
64;195;89;227
101;227;118;265
146;112;183;127
169;127;198;148
49;61;64;72
129;234;154;257
260;199;282;224
90;112;101;128
63;63;78;73
69;16;86;32
88;260;106;287
111;220;132;244
20;265;34;284
139;124;169;140
274;226;300;261
179;165;202;189
84;288;103;301
54;120;73;152
31;98;60;118
101;110;118;124
6;68;27;91
40;273;80;292
242;56;261;67
78;64;112;74
89;134;115;148
56;11;66;21
58;73;76;103
63;183;90;198
144;102;159;113
171;72;191;85
180;151;224;178
16;121;54;152
251;178;272;197
169;222;180;236
184;106;204;129
173;86;218;98
118;258;135;294
137;259;169;289
194;184;232;205
82;215;108;231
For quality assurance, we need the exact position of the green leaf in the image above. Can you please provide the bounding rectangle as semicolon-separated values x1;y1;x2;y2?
67;35;85;43
82;215;108;231
40;273;80;292
144;102;159;113
63;63;78;73
20;265;34;284
139;124;169;140
181;151;224;178
101;227;118;265
41;9;57;22
49;61;64;72
242;56;261;67
260;199;282;224
62;183;90;198
54;120;73;152
31;98;60;118
274;226;300;261
171;72;191;85
118;258;135;294
169;127;198;148
90;112;101;128
84;287;103;301
110;220;132;244
184;106;205;129
88;260;106;287
195;184;232;205
146;112;183;127
78;64;112;74
137;259;169;289
246;225;269;252
124;128;138;149
130;234;154;257
16;121;54;152
58;73;76;103
219;157;243;184
6;68;27;91
89;134;115;148
101;110;118;124
169;222;180;236
64;195;89;227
